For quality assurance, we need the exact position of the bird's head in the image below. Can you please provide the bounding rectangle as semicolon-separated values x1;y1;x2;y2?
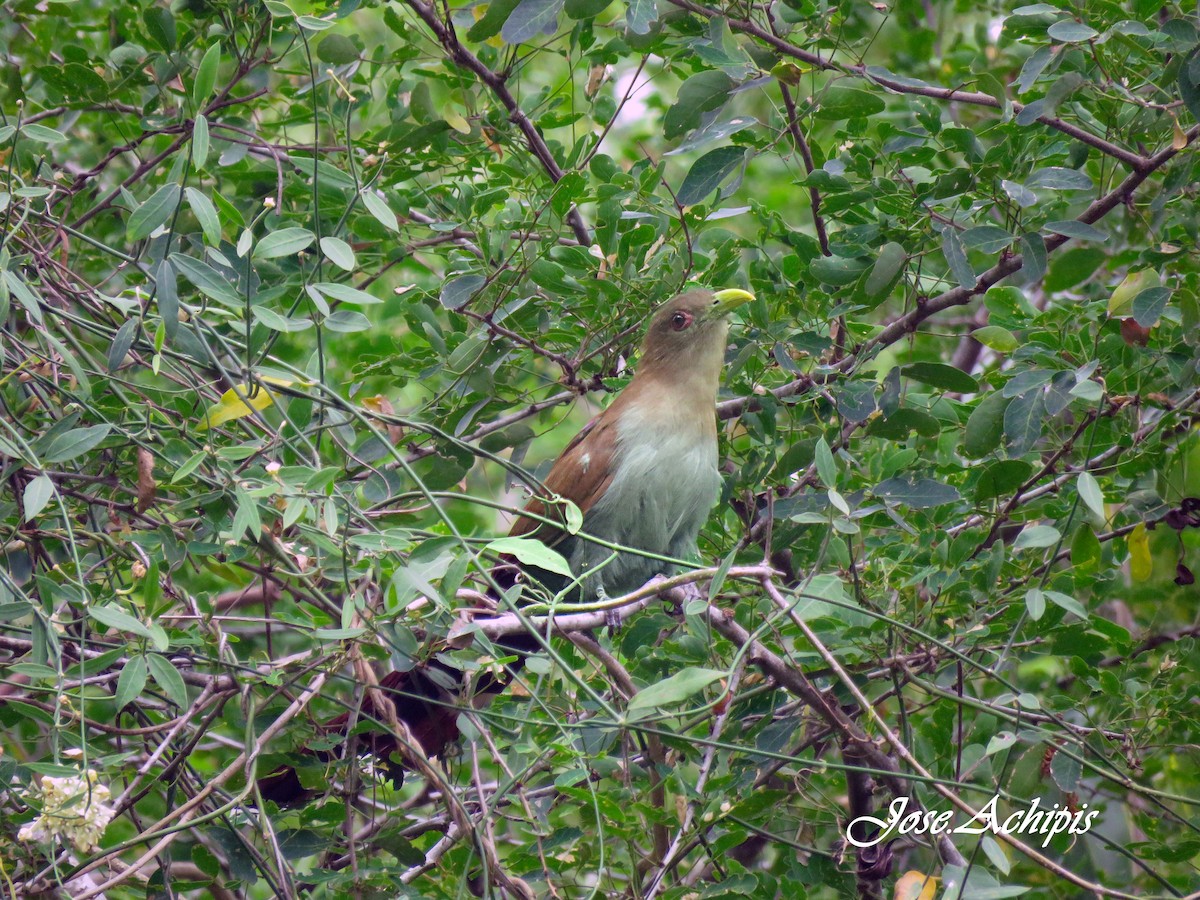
639;288;754;373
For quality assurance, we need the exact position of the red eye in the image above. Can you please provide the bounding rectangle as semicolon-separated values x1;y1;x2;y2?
670;311;693;331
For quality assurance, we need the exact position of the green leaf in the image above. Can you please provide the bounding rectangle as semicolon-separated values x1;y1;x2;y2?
1076;471;1106;521
143;6;176;52
1020;232;1047;283
193;43;221;106
874;477;960;508
1003;390;1044;456
317;34;359;64
1071;524;1102;572
23;474;55;521
1045;247;1105;292
814;437;836;487
975;460;1033;502
1047;20;1098;42
172;450;207;484
564;0;609;17
1025;588;1046;620
440;274;486;309
1017;45;1054;93
814;85;885;120
19;123;68;143
323;309;371;332
1108;269;1159;316
486;537;574;578
963;392;1011;458
40;425;112;464
1049;746;1082;790
90;604;155;641
297;15;335;31
147;654;188;707
902;362;979;393
127;184;181;241
627;667;725;711
469;0;522;39
1179;48;1200;122
253;227;316;259
1132;287;1170;327
320;236;356;271
361;191;400;231
191;114;209;169
863;242;906;301
811;255;870;286
663;71;735;140
1001;179;1037;207
1025;167;1093;191
676;147;745;206
1044;590;1088;619
115;655;148;710
185;187;220;246
985;731;1018;756
960;225;1013;254
972;325;1018;352
1044;220;1106;242
155;260;178;340
108;318;138;373
1012;524;1060;550
253;306;312;332
501;0;564;44
942;228;975;289
172;252;239;305
312;282;382;305
625;0;657;34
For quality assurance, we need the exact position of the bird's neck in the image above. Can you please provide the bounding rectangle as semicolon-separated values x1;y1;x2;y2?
631;323;729;410
614;356;723;444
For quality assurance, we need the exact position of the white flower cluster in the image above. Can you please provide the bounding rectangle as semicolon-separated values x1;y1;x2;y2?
18;769;115;852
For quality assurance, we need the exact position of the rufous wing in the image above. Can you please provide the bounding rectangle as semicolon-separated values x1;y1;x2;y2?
508;405;620;545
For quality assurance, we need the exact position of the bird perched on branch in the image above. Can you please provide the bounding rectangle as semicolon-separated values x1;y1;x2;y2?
257;286;753;803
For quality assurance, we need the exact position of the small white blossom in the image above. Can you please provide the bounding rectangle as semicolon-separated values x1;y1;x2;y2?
265;460;282;475
18;769;115;852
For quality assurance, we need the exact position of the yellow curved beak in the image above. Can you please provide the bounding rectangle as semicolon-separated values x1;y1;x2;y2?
708;288;755;320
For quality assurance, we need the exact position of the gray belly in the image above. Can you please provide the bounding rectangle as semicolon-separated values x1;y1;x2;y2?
567;436;721;600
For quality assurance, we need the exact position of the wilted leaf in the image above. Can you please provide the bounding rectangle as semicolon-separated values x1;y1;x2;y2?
135;447;157;514
198;380;291;431
1128;523;1152;580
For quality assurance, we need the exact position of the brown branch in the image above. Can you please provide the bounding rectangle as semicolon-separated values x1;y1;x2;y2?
779;84;830;257
403;0;592;246
663;0;1150;170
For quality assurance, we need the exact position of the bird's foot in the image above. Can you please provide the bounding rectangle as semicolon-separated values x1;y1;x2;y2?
658;575;704;616
676;579;705;606
598;588;623;636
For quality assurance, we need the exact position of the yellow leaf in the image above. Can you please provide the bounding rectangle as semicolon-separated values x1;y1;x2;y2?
444;110;471;134
1128;523;1152;582
1172;115;1187;150
1108;269;1159;317
894;870;938;900
197;378;291;431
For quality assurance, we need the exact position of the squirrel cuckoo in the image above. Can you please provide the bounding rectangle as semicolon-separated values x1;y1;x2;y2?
257;287;753;803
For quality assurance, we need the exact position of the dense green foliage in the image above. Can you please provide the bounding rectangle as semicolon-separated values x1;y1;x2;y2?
1;0;1199;896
